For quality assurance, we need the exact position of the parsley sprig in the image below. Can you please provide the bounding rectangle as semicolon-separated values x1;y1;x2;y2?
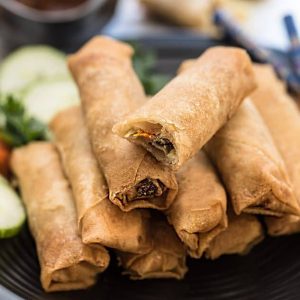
132;45;170;95
0;96;48;147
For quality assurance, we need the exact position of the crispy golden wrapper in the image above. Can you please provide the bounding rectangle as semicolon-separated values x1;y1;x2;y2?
68;36;177;212
117;217;187;280
114;47;256;170
206;211;264;259
11;143;109;292
51;106;152;254
167;151;227;258
252;64;300;235
206;99;300;217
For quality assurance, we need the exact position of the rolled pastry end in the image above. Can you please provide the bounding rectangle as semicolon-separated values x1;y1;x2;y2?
117;219;187;279
125;178;166;199
112;177;177;211
42;258;108;292
235;191;300;217
113;122;178;168
117;250;187;280
265;215;300;236
120;251;187;280
68;36;133;67
205;214;264;260
170;204;228;258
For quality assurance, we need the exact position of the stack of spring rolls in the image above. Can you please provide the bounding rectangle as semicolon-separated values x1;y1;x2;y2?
10;36;300;292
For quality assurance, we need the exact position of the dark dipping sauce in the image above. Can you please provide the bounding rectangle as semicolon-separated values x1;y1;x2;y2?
16;0;86;10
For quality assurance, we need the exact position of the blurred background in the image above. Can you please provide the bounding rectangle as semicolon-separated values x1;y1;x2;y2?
0;0;299;54
1;0;300;91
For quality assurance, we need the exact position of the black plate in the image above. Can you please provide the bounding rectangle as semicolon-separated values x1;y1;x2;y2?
1;38;299;300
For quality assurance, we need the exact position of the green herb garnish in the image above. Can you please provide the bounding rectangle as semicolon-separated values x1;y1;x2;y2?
0;95;48;147
132;44;170;95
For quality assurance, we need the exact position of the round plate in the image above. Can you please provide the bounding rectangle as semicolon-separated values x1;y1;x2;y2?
0;38;298;300
1;225;300;300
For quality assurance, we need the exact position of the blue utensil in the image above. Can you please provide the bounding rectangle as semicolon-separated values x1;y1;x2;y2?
215;10;300;94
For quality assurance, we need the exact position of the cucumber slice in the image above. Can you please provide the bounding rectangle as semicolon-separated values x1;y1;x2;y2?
0;176;26;239
23;78;80;124
0;46;70;97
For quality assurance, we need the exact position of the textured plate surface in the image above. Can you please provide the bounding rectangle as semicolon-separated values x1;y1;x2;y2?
1;225;300;300
1;38;299;300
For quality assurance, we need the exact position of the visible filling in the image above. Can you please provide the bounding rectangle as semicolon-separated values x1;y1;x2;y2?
136;178;164;198
130;129;175;157
152;137;174;155
117;178;166;204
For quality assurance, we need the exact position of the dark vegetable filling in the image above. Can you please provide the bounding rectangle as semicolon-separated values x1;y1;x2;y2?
135;178;166;200
130;130;174;156
136;178;159;198
152;137;174;154
116;178;166;206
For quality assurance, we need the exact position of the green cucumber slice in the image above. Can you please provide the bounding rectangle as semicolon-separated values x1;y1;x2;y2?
22;78;80;124
0;176;26;239
0;46;70;97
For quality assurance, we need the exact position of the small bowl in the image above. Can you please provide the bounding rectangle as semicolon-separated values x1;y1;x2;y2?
0;0;117;53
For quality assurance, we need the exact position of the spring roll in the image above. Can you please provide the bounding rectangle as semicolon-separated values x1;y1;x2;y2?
140;0;218;35
50;106;152;254
113;46;256;170
117;217;187;280
176;58;197;74
68;36;177;212
11;143;110;292
178;59;299;217
167;151;227;258
206;211;264;259
205;99;300;216
251;65;300;235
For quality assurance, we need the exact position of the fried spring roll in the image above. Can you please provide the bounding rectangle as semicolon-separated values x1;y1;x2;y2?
205;99;300;216
50;106;152;253
68;36;177;212
117;218;187;280
206;211;264;259
176;58;197;74
113;46;256;170
167;152;227;258
252;65;300;235
140;0;218;34
178;60;299;217
11;143;109;292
